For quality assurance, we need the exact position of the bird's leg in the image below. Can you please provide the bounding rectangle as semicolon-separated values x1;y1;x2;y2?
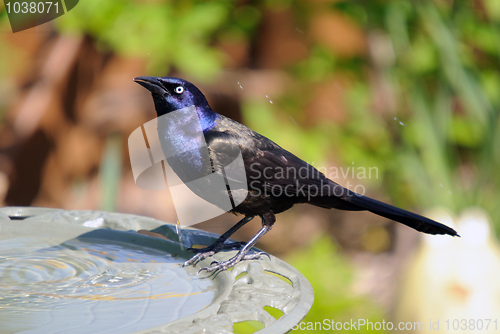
184;215;254;266
199;211;275;273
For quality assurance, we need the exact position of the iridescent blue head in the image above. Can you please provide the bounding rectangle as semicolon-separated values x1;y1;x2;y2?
134;76;218;131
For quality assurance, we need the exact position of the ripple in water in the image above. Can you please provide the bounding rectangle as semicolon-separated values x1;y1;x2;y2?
0;236;214;333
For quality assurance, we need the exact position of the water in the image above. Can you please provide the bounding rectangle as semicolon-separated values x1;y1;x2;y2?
175;220;185;250
0;236;214;333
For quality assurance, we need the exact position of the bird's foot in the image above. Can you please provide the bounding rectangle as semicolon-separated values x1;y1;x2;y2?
184;241;246;267
198;251;270;273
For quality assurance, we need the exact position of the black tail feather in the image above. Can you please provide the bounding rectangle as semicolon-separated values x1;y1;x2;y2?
341;192;458;237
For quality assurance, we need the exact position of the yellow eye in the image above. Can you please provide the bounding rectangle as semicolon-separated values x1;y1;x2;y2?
174;86;184;94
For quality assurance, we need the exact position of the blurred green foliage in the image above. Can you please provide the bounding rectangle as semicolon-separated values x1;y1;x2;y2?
287;236;386;333
99;133;122;212
56;0;260;80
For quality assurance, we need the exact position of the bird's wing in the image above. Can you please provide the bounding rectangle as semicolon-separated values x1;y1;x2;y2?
205;125;340;191
203;129;251;186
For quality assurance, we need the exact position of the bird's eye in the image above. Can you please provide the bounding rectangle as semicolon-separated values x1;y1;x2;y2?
174;86;184;94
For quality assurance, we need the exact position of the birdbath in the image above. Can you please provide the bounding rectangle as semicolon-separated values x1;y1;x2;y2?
0;207;313;333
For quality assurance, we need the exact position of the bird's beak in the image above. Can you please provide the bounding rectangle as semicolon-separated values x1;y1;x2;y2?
133;76;168;96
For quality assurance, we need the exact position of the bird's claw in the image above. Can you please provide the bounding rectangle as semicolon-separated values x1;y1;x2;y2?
197;251;269;273
184;241;247;267
183;251;215;267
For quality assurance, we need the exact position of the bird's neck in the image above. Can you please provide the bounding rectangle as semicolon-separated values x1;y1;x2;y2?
157;105;218;173
196;104;218;132
156;104;218;159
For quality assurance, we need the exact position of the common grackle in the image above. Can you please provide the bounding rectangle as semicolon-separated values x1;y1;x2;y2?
134;76;458;272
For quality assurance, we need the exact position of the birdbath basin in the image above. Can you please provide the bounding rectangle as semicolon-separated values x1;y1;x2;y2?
0;207;313;333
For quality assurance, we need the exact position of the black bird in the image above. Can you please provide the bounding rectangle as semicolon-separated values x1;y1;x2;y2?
134;76;459;272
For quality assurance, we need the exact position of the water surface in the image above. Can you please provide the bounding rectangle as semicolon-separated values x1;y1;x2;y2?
0;236;213;333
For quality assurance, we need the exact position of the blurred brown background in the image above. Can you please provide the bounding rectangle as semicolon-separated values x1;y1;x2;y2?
1;1;500;332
